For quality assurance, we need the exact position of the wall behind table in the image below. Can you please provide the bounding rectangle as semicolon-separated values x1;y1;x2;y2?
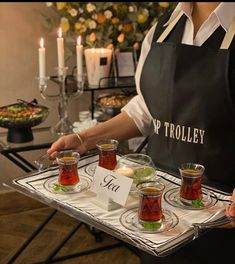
0;3;90;192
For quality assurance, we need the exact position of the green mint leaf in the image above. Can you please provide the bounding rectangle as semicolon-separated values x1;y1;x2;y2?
61;186;68;192
192;198;204;208
53;184;60;191
53;183;68;192
143;221;161;230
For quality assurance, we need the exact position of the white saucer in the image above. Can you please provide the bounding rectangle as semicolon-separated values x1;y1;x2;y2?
85;163;98;177
164;187;218;210
43;174;91;195
120;208;179;233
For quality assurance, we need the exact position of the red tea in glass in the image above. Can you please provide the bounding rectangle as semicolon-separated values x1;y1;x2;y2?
179;163;205;202
56;150;80;188
58;157;80;186
137;181;165;223
96;139;118;170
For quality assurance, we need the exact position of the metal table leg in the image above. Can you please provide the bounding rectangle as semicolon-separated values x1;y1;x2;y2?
8;209;57;264
44;222;83;263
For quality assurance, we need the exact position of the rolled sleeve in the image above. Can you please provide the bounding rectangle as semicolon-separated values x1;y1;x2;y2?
121;95;152;136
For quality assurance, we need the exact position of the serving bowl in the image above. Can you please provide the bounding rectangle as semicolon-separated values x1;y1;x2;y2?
115;153;157;192
96;93;133;117
0;99;49;143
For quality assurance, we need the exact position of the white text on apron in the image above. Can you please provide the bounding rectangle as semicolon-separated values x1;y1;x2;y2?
153;119;205;144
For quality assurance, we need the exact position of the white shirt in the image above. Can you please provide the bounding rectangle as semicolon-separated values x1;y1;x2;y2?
122;2;235;136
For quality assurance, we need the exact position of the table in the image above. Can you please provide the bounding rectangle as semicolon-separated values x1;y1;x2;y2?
3;154;232;263
0;126;59;172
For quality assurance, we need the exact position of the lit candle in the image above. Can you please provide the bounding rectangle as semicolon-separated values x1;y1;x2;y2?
38;37;46;85
57;27;64;73
76;36;83;82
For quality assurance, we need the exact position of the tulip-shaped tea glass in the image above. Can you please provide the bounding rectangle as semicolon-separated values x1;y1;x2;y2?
35;149;80;192
137;181;165;226
56;150;80;190
179;163;205;205
164;163;217;210
96;139;119;170
119;179;179;233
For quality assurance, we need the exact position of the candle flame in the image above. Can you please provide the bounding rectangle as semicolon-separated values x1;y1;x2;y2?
77;36;81;46
40;38;44;48
58;27;62;38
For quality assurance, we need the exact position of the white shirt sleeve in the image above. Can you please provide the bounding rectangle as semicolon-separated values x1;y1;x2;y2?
122;23;157;137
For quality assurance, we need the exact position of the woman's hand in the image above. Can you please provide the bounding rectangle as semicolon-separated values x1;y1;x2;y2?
222;189;235;228
47;133;85;158
47;112;141;159
226;189;235;217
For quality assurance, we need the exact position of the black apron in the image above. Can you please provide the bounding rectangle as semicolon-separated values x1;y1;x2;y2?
140;11;235;191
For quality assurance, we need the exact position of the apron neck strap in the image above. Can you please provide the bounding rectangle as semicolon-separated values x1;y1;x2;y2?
156;11;235;49
157;11;184;43
220;19;235;49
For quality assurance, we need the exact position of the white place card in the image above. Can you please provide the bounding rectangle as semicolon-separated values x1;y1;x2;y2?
90;166;133;206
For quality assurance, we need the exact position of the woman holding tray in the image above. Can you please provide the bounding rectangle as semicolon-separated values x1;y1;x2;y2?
48;2;235;262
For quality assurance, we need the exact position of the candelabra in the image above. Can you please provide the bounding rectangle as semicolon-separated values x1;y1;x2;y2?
37;67;85;135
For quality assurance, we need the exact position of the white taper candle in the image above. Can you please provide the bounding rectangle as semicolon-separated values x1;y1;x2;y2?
57;27;64;72
39;37;46;84
76;36;83;82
